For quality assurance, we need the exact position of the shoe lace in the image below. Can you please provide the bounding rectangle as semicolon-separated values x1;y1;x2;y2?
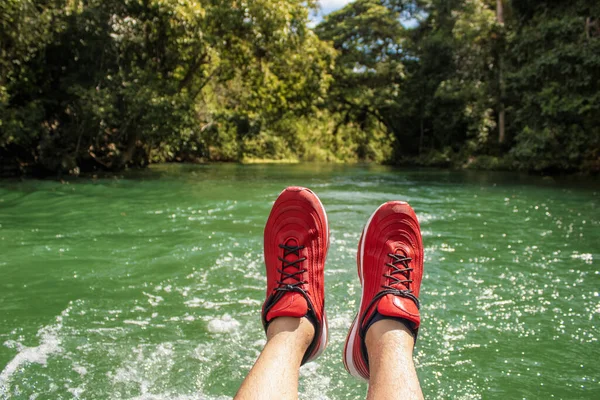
384;253;414;292
275;243;307;292
264;243;318;366
361;253;420;324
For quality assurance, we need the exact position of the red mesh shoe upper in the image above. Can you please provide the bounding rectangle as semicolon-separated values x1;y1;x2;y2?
262;187;329;364
344;201;424;380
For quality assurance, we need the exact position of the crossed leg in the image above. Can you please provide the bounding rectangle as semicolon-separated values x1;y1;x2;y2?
234;317;423;400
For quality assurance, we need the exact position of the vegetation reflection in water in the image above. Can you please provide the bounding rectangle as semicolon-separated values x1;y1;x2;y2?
0;164;598;399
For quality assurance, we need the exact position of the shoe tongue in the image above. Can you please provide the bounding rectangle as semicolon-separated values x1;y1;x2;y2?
376;294;420;328
373;250;420;326
266;292;308;322
265;238;308;322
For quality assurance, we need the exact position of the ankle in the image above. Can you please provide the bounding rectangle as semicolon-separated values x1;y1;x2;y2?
266;316;315;350
365;318;415;352
364;319;422;399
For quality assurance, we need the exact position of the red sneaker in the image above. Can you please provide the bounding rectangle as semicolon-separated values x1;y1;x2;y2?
343;201;424;381
261;187;329;364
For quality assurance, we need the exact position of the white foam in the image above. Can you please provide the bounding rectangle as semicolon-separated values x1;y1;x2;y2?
299;362;320;377
237;298;261;306
571;252;593;264
299;361;331;400
124;319;150;326
143;292;164;307
127;394;231;400
184;297;204;308
440;243;456;252
72;364;88;377
206;314;240;334
67;386;85;397
108;343;175;395
328;315;352;330
0;307;67;396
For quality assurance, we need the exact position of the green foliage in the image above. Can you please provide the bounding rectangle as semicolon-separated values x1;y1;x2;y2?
507;1;600;173
463;155;509;170
315;0;408;151
0;0;339;174
510;125;600;173
1;0;598;175
315;0;599;173
437;0;498;146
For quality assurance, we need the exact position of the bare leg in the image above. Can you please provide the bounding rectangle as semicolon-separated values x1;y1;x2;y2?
234;317;315;400
365;319;424;400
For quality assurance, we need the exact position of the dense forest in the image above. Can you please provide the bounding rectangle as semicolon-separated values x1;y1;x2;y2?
1;0;599;176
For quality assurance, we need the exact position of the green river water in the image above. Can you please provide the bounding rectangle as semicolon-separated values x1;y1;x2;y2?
0;164;599;399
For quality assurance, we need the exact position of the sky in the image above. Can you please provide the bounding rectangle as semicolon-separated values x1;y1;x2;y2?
311;0;419;28
309;0;353;24
318;0;353;15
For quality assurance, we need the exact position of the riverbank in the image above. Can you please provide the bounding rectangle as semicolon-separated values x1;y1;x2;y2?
2;160;599;189
2;151;598;180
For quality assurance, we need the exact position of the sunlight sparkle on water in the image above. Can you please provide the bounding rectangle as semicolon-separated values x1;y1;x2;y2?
0;165;598;399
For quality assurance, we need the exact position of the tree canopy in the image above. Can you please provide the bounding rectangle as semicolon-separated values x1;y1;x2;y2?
1;0;598;176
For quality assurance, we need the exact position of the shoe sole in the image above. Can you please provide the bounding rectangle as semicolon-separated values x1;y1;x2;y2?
343;201;409;381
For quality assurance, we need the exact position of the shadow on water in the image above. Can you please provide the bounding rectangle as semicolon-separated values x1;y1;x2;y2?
139;163;600;191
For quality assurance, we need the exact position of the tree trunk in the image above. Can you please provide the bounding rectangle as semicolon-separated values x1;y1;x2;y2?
122;132;138;167
496;0;504;24
497;0;506;144
178;52;207;93
498;101;505;144
419;118;424;155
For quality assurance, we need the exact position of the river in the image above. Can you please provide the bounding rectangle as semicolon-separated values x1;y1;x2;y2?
1;163;598;399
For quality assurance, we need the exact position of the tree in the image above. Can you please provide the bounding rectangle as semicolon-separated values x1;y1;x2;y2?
0;0;336;173
508;0;600;172
316;0;419;158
